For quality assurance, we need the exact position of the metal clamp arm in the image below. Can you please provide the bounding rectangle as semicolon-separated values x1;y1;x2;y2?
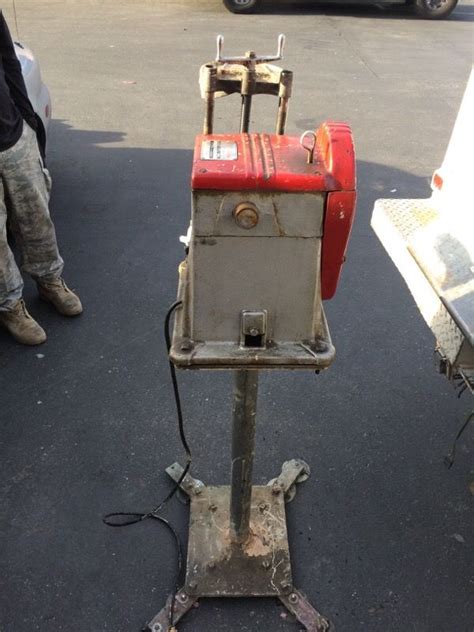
216;34;286;65
201;34;292;135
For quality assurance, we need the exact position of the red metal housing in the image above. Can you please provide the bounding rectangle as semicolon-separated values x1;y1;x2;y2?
192;121;356;300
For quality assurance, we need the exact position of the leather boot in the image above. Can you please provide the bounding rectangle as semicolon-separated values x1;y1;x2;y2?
37;278;83;316
0;299;47;345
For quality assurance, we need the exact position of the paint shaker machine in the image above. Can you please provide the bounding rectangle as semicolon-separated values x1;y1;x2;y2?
147;35;356;631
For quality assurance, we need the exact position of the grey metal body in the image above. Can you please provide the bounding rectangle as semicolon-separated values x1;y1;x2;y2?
171;35;335;371
170;191;335;370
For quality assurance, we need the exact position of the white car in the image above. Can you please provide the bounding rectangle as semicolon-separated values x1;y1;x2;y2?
14;41;52;153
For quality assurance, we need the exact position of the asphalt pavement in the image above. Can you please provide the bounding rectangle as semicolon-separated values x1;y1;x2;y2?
0;1;473;631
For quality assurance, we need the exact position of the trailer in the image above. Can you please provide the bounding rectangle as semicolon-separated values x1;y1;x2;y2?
371;70;473;393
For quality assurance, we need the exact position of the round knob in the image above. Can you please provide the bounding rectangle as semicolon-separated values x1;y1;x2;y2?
234;202;259;229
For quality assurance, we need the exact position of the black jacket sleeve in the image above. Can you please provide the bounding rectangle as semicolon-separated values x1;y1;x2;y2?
0;10;37;131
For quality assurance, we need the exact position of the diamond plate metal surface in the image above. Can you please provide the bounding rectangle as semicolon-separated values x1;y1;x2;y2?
372;198;473;375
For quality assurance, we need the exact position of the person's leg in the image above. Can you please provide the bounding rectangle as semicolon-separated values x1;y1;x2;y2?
0;179;23;309
3;122;82;316
0;176;46;345
4;122;63;281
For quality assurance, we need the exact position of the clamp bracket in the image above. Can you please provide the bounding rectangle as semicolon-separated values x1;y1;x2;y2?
200;34;293;135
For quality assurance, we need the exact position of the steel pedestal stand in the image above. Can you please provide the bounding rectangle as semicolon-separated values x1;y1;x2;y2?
146;370;333;632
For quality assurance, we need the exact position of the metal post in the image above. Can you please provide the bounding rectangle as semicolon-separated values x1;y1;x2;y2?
276;70;293;135
240;95;252;133
276;97;289;135
240;65;254;134
202;64;217;135
203;92;215;135
230;369;259;544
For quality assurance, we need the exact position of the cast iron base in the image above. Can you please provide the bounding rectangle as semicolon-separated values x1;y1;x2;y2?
145;460;333;632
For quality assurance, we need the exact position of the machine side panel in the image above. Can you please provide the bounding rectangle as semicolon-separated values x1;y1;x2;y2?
190;237;320;343
193;191;325;238
321;190;357;300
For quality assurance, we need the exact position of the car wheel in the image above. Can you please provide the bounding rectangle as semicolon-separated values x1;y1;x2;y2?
223;0;260;13
414;0;458;18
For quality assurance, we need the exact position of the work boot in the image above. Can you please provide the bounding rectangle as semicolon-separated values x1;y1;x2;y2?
37;278;83;317
0;299;47;345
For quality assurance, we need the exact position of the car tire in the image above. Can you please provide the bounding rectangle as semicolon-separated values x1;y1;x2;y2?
413;0;458;18
223;0;260;13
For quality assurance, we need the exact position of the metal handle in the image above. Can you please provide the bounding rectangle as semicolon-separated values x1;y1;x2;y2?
300;130;317;164
216;33;286;65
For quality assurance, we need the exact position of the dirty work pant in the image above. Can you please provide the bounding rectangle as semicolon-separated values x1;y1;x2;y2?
0;121;63;311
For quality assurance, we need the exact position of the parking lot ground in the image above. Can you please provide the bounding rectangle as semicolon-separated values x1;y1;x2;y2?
0;1;473;631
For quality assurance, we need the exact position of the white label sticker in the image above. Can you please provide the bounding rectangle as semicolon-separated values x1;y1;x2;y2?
201;140;238;161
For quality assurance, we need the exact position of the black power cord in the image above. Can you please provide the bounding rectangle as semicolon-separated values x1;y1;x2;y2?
103;300;191;631
444;411;473;469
